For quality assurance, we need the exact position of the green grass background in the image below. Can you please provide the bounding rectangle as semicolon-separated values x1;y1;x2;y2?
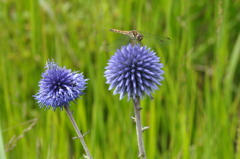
0;0;240;158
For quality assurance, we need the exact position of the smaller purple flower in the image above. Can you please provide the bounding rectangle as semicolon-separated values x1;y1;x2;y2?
33;60;87;110
104;44;164;100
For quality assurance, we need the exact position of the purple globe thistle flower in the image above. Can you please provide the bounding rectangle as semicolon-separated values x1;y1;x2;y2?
104;44;164;100
33;60;87;110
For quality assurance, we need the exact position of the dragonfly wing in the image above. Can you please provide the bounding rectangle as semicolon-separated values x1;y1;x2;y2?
107;35;132;51
138;31;171;45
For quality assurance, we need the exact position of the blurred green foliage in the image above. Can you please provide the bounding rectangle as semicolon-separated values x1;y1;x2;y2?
0;0;240;158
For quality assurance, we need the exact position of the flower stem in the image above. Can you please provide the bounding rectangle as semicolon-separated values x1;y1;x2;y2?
133;97;146;159
64;105;93;159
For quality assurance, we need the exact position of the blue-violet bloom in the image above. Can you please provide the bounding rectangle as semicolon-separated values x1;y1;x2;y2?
104;44;164;100
34;60;87;110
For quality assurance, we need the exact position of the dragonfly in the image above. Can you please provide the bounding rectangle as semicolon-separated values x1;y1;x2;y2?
108;29;170;50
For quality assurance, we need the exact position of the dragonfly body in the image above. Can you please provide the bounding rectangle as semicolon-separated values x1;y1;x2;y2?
109;29;170;50
109;29;143;45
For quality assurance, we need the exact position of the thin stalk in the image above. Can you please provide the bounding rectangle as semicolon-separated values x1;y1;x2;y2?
64;105;93;159
133;97;146;159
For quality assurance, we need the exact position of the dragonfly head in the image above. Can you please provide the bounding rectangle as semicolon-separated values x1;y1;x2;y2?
137;33;143;42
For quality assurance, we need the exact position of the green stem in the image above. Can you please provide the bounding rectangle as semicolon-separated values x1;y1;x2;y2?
133;98;146;159
64;105;93;159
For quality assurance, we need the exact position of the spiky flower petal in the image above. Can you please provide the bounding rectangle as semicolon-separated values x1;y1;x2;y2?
104;44;164;100
33;60;87;110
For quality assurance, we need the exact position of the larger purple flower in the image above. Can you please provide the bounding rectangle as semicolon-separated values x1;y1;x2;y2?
33;60;87;110
104;44;164;100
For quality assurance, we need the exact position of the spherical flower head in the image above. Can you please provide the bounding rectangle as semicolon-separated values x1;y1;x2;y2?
33;60;88;110
104;44;164;100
